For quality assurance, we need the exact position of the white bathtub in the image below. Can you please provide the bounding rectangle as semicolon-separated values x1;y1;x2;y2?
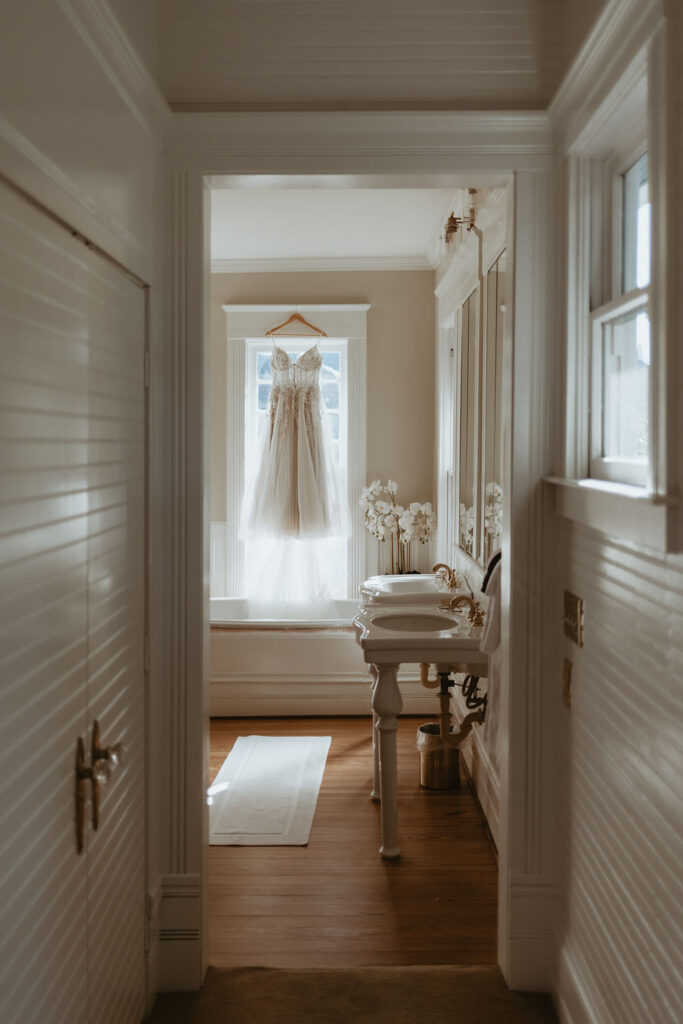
209;596;436;717
210;596;360;628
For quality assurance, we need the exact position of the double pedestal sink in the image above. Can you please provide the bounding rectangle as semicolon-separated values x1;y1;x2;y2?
353;574;488;860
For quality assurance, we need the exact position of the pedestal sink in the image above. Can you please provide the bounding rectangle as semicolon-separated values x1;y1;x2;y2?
352;603;488;860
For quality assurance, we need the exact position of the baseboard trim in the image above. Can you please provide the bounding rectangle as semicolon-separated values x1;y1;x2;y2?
460;727;500;848
556;944;600;1024
158;874;202;991
209;677;440;717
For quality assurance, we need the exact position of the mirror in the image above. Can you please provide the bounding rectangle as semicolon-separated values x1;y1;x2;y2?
458;288;478;556
482;251;506;565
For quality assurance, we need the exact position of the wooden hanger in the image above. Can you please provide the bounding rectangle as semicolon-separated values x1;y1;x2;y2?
265;312;327;337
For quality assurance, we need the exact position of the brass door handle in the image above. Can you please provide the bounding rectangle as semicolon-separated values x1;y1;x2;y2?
75;735;109;854
74;721;125;853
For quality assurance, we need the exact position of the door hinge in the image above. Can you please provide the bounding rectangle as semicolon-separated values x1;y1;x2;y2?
144;633;150;674
144;349;150;389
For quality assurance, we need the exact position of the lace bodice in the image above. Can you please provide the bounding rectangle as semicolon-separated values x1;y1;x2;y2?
241;339;346;540
271;343;322;390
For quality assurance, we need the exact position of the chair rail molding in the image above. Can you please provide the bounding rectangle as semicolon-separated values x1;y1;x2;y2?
165;113;557;991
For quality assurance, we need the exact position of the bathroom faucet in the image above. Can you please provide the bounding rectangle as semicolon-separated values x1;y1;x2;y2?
448;594;484;627
432;563;460;589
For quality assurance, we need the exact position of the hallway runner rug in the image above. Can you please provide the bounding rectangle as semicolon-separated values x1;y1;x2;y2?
151;966;558;1024
209;735;331;845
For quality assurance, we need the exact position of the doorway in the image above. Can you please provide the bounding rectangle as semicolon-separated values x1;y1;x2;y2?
204;178;507;968
163;122;555;991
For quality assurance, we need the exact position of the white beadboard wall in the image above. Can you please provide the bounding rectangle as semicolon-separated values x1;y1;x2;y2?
0;179;147;1024
554;520;683;1024
0;0;169;1015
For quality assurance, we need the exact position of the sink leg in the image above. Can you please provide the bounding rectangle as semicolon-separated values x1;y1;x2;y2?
370;666;380;802
371;663;402;860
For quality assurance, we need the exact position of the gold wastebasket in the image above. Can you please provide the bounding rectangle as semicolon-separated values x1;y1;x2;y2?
416;723;460;789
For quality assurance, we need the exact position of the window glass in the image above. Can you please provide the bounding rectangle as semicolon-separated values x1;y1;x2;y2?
600;308;649;462
622;153;650;293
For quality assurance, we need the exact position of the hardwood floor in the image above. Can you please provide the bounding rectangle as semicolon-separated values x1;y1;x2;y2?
209;717;497;969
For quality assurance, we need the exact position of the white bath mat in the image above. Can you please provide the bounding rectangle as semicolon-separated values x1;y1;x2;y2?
209;735;331;846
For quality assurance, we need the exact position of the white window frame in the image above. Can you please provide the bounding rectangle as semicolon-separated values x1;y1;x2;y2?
219;304;368;603
588;133;651;488
554;31;677;550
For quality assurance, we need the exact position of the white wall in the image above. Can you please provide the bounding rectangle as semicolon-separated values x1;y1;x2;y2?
548;3;683;1021
210;269;436;579
553;522;683;1024
0;0;169;1010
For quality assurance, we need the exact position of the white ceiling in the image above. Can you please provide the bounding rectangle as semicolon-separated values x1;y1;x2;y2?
157;0;578;111
210;188;457;269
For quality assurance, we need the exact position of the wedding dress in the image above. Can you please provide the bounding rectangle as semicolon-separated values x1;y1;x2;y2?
241;343;348;540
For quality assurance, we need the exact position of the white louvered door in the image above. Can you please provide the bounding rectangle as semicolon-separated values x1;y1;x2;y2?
0;179;147;1024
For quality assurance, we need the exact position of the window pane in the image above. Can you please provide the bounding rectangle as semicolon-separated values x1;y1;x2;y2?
257;352;272;379
322;382;339;410
322;352;340;379
622;154;650;292
258;382;271;410
327;411;340;440
601;309;649;460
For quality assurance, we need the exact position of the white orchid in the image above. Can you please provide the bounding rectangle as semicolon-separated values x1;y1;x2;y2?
398;501;436;544
361;478;436;570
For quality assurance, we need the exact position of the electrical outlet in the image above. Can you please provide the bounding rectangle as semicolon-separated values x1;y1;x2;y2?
563;590;584;647
563;658;572;708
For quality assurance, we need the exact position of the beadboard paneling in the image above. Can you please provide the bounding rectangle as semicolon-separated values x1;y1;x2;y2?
157;0;565;110
0;181;92;1024
0;179;147;1023
85;258;146;1024
555;520;683;1024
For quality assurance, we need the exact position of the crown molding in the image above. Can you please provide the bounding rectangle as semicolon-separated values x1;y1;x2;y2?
57;0;171;140
548;0;663;153
167;110;552;172
211;255;434;274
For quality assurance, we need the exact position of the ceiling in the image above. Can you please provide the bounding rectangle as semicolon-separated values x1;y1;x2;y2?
155;0;586;112
210;187;459;270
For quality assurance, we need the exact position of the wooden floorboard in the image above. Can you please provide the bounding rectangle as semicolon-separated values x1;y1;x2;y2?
209;716;498;968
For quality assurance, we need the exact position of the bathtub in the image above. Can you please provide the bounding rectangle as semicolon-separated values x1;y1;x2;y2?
210;596;359;628
209;596;437;717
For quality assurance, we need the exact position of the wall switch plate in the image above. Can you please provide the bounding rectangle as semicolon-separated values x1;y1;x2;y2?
563;590;584;647
563;657;572;708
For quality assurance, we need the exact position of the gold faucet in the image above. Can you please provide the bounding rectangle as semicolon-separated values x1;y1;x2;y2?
448;593;484;627
432;563;460;589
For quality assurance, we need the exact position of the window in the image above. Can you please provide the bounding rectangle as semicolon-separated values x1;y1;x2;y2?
590;151;651;486
216;304;369;611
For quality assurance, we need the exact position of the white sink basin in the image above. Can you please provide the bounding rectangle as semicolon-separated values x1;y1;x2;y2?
371;613;457;632
353;604;488;672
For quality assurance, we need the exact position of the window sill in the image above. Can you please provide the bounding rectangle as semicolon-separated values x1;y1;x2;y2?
544;476;677;550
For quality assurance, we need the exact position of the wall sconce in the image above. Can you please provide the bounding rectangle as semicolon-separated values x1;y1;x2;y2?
441;188;478;250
